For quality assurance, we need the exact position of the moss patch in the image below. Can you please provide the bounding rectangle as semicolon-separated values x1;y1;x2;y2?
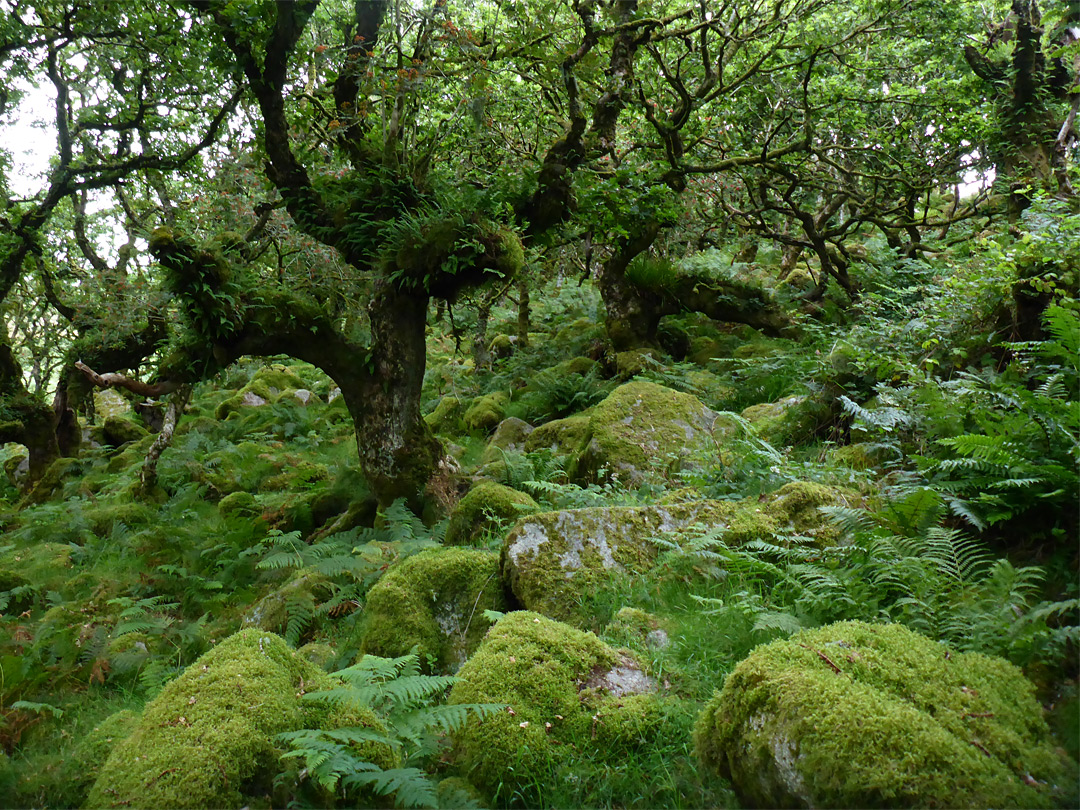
448;611;663;799
741;394;832;447
568;381;718;485
425;396;465;435
444;481;540;547
102;416;149;447
502;485;853;628
357;547;508;672
694;621;1076;809
86;628;394;809
524;414;591;456
463;392;509;434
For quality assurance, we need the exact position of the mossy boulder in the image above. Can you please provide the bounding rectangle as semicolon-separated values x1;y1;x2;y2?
357;548;508;672
568;381;718;485
605;606;670;650
213;366;304;420
553;317;606;355
3;449;28;487
501;500;739;626
425;396;465;434
445;481;540;546
242;570;334;642
523;414;591;456
93;389;132;419
687;335;728;365
463;391;510;433
251;364;308;392
695;621;1075;809
613;348;663;379
86;629;395;809
22;456;84;504
83;501;155;536
478;417;534;466
104;434;155;474
502;484;853;627
741;394;833;447
65;709;140;802
448;611;664;799
488;333;515;359
218;490;261;517
102;415;149;447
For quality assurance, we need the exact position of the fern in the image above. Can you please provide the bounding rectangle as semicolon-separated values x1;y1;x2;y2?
279;651;501;808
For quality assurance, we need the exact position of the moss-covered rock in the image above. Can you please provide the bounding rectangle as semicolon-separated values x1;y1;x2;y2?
357;548;508;671
83;501;155;536
502;484;853;627
102;415;149;447
218;490;260;517
568;381;718;485
613;349;663;379
448;611;663;799
463;391;510;433
104;434;155;474
501;500;737;626
425;396;465;435
553;317;606;355
242;570;334;642
213;365;305;421
22;456;84;504
694;621;1075;809
93;389;132;419
478;417;533;467
687;335;728;365
3;449;28;487
488;333;515;359
741;394;832;447
445;481;540;546
523;413;591;456
605;606;670;650
65;709;140;801
86;629;394;809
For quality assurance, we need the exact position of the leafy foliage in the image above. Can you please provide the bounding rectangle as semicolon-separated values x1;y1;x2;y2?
279;652;501;808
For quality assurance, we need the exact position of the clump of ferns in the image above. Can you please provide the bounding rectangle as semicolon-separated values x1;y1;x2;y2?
663;490;1077;669
277;651;501;808
254;501;447;645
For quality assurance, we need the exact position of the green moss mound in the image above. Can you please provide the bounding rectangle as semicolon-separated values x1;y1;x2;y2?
448;611;663;799
569;381;717;485
524;413;591;456
741;393;832;446
444;481;540;546
425;395;464;434
86;628;394;809
213;365;306;420
358;547;508;671
463;391;509;433
65;709;140;801
501;486;850;627
694;621;1076;809
102;415;149;447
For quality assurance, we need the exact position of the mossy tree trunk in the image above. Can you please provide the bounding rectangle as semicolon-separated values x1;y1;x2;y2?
597;221;793;352
0;342;60;483
964;1;1079;217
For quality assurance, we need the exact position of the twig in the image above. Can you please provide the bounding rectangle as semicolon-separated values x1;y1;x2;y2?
799;643;843;674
